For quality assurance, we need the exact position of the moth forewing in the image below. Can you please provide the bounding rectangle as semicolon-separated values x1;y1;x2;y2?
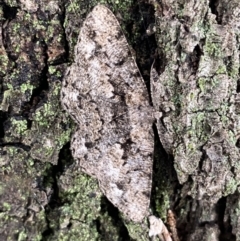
61;4;154;222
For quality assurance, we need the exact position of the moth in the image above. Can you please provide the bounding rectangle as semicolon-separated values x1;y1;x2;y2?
61;4;155;223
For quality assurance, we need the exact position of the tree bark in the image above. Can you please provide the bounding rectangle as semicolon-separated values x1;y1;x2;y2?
151;0;239;240
0;0;239;240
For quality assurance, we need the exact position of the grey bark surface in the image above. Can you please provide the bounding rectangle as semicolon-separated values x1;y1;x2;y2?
151;0;240;240
0;0;239;241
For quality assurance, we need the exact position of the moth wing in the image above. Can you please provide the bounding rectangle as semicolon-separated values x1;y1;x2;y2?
61;5;154;222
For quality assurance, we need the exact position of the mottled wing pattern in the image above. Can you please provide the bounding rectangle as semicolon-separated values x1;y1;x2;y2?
61;5;153;222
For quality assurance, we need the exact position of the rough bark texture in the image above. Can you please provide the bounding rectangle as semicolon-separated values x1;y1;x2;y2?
0;0;239;240
151;0;240;240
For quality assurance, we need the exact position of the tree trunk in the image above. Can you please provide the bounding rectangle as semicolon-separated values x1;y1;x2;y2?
0;0;239;240
151;0;240;240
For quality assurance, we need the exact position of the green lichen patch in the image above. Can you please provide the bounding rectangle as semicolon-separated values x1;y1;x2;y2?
0;78;35;114
59;172;102;222
24;80;73;164
45;169;103;240
20;82;34;94
124;218;149;241
0;47;10;77
224;177;238;196
98;214;125;240
3;0;18;7
0;146;49;240
45;18;66;64
3;117;28;142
